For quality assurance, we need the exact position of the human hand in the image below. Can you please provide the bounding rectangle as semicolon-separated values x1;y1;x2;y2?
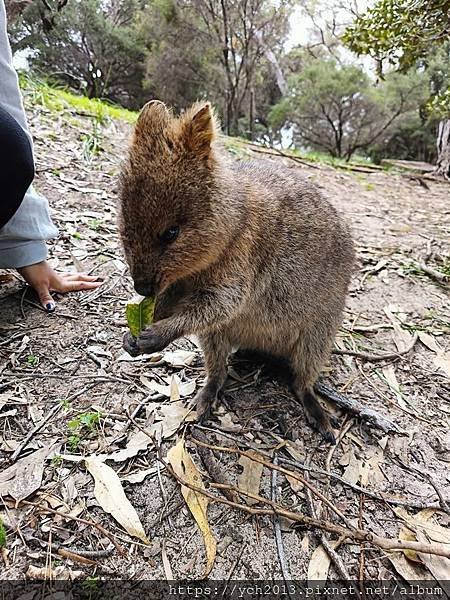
18;260;102;311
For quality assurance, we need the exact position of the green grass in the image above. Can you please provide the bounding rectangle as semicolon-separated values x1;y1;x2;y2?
19;73;137;124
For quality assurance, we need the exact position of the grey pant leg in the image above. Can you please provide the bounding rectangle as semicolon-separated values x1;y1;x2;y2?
0;0;58;269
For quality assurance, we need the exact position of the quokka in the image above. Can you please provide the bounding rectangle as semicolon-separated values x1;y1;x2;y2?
119;100;354;443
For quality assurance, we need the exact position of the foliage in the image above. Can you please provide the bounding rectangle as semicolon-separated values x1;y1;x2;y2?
10;0;149;108
0;518;6;548
269;58;427;160
343;0;450;175
141;0;293;137
343;0;450;72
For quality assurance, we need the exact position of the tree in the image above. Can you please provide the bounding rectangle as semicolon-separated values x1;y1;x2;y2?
343;0;450;177
10;0;149;109
142;0;293;138
269;58;425;160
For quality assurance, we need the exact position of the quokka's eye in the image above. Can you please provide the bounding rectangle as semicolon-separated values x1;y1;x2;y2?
159;225;180;244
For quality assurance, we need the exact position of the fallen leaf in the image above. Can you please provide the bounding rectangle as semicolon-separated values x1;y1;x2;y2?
155;401;197;440
85;457;149;544
382;365;406;409
384;305;414;352
143;375;196;399
161;540;174;580
103;427;154;462
0;444;59;501
121;467;159;484
416;529;450;592
237;450;264;505
418;332;450;379
307;541;338;584
163;350;197;368
360;446;385;486
26;564;84;580
341;448;362;486
167;439;216;577
170;375;180;401
387;551;430;582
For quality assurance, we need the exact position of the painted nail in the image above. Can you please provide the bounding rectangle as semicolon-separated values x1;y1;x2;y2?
46;303;55;313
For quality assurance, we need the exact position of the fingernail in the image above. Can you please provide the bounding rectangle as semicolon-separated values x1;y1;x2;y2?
46;303;55;313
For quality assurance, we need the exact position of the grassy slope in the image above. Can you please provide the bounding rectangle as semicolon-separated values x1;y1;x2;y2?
19;75;383;170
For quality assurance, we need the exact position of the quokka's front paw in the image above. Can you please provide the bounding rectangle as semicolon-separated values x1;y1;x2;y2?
136;325;170;354
123;332;140;357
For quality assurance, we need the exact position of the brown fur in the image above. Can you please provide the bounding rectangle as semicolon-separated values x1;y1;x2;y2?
118;101;355;443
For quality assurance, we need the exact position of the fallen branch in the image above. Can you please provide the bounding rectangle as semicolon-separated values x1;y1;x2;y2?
314;381;404;434
159;452;450;559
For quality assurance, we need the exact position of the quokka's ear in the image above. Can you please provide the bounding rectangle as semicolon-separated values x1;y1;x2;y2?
135;100;170;137
182;103;218;158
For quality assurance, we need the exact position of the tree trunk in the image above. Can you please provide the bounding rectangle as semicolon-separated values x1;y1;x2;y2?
434;119;450;179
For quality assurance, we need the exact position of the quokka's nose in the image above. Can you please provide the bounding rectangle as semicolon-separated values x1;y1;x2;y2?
133;280;155;297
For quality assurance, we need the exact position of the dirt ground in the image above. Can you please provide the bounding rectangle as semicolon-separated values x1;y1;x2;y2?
0;96;449;586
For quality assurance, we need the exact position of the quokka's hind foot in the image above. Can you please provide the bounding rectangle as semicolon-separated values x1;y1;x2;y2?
192;383;221;423
290;382;336;444
302;389;336;444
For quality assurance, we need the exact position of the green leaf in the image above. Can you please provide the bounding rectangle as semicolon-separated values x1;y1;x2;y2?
126;295;156;337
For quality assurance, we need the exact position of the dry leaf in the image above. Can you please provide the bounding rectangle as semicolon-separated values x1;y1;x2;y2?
104;428;154;462
237;450;264;505
161;540;174;580
307;541;338;584
85;457;149;544
155;401;197;439
163;350;196;367
383;305;414;352
121;467;159;484
26;564;84;580
360;446;385;486
341;448;362;486
143;375;196;399
416;529;450;591
382;365;406;409
0;443;59;501
387;551;430;582
418;332;450;379
170;375;180;401
167;439;216;577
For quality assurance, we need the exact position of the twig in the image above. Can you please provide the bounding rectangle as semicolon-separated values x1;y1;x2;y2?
315;381;404;434
304;456;351;580
359;495;366;586
416;262;448;284
221;542;247;596
271;454;292;586
19;500;125;554
193;424;445;510
159;452;450;559
194;430;238;502
190;436;354;529
332;333;418;362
